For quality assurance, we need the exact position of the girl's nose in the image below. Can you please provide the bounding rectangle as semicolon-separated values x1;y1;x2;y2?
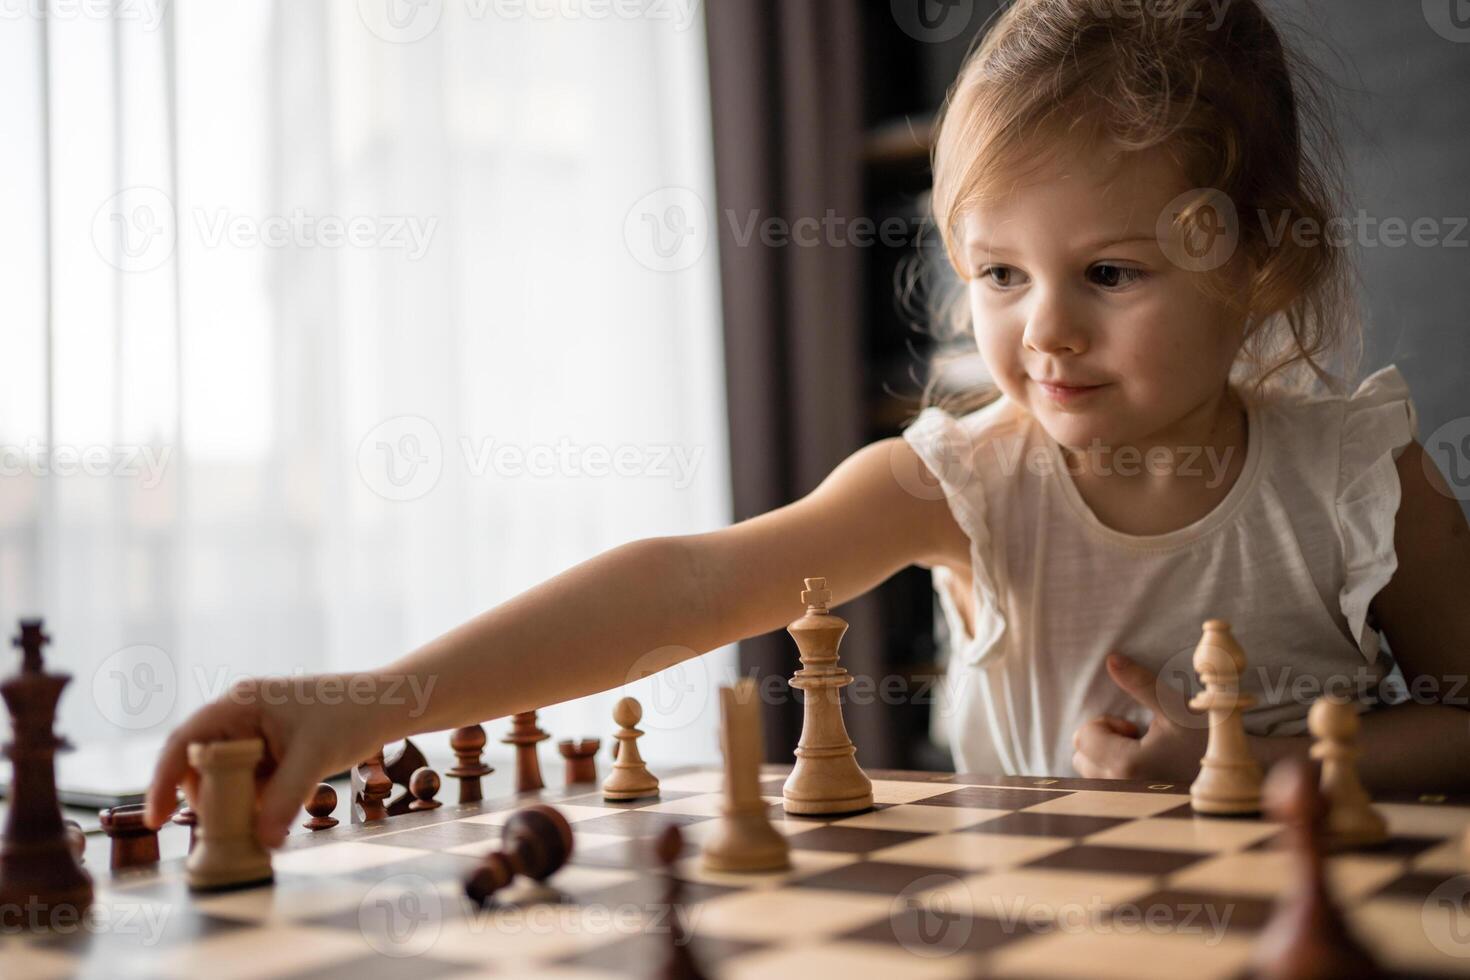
1022;297;1089;356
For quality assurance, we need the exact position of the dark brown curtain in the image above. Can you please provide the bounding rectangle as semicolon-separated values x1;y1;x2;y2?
704;2;897;768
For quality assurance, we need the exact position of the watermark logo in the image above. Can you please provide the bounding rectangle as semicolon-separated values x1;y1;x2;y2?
92;186;176;273
1424;416;1470;502
357;0;444;43
889;874;974;956
621;646;708;733
1424;875;1470;957
890;0;976;43
1424;0;1470;42
360;874;443;957
1156;187;1239;273
357;416;444;502
92;644;178;731
624;187;708;273
0;0;170;31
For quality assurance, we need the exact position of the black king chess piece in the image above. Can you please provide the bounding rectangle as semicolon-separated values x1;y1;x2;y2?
0;619;94;928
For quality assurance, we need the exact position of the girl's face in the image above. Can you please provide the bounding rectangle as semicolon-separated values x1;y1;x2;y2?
963;143;1252;452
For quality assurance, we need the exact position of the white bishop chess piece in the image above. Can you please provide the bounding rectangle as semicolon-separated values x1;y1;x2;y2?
1189;620;1264;815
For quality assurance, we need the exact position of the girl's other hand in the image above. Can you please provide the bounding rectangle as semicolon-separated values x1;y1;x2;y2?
1071;652;1207;781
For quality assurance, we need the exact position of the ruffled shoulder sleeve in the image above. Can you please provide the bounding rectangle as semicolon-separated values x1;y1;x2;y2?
901;400;1012;664
1335;364;1419;660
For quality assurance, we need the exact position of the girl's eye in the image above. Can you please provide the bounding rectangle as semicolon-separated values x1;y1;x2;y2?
978;265;1023;288
1088;264;1146;289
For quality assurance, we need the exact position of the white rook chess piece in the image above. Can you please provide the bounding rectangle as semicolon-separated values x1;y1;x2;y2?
782;577;873;816
1309;695;1387;848
702;679;790;872
1189;620;1263;815
186;738;274;891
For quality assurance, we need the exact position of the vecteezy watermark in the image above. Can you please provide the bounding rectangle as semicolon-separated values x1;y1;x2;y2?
356;0;701;45
0;896;172;941
624;187;709;273
360;875;443;958
1423;416;1470;502
90;186;439;272
1424;875;1470;958
0;0;169;30
192;208;437;261
889;0;978;44
621;646;710;733
90;649;441;733
989;894;1234;944
1156;187;1241;273
1423;0;1470;43
0;438;172;489
889;875;976;957
355;416;707;503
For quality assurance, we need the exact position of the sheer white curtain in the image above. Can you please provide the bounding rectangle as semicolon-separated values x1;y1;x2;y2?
0;0;734;768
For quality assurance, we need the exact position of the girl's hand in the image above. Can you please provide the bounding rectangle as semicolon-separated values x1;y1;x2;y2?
143;674;392;848
1071;653;1207;781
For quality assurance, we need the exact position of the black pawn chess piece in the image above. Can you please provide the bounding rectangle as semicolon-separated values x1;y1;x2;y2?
1250;757;1383;980
653;824;705;980
464;804;573;906
408;767;441;812
0;619;93;929
99;803;160;871
303;784;339;831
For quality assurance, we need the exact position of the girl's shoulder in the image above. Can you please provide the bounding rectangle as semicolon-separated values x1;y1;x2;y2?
1254;363;1419;466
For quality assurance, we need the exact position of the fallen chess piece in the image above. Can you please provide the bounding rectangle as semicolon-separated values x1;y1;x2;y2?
782;578;872;816
1251;756;1382;979
185;738;273;892
603;697;659;801
464;804;574;906
303;783;339;831
100;803;160;871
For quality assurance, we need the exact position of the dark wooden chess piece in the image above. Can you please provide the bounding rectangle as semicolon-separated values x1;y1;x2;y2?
558;738;600;786
303;783;339;830
447;724;493;804
351;749;392;823
503;711;550;793
0;619;93;929
381;738;430;816
463;804;573;906
1251;757;1383;980
408;767;441;811
63;819;85;866
172;803;198;852
99;803;160;871
654;824;706;980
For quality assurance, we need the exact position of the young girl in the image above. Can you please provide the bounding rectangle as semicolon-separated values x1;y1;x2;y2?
146;0;1470;848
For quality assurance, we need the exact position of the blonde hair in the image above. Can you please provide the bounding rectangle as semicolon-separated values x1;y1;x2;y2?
916;0;1363;417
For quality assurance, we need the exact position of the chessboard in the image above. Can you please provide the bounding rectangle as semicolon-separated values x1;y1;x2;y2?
7;765;1470;980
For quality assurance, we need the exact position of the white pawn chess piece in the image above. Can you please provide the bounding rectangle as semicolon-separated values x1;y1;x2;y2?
602;697;659;801
702;679;790;872
1309;696;1387;847
782;577;873;816
1188;620;1263;815
185;738;273;891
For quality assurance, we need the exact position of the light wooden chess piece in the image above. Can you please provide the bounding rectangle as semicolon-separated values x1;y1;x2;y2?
1309;696;1387;848
702;679;790;872
782;577;873;816
1188;619;1263;815
185;738;273;892
602;697;659;801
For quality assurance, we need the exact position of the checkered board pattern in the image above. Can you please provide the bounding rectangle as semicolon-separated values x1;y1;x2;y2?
8;767;1470;980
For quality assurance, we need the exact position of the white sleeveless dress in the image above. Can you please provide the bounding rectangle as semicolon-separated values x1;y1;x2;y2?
901;365;1418;777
